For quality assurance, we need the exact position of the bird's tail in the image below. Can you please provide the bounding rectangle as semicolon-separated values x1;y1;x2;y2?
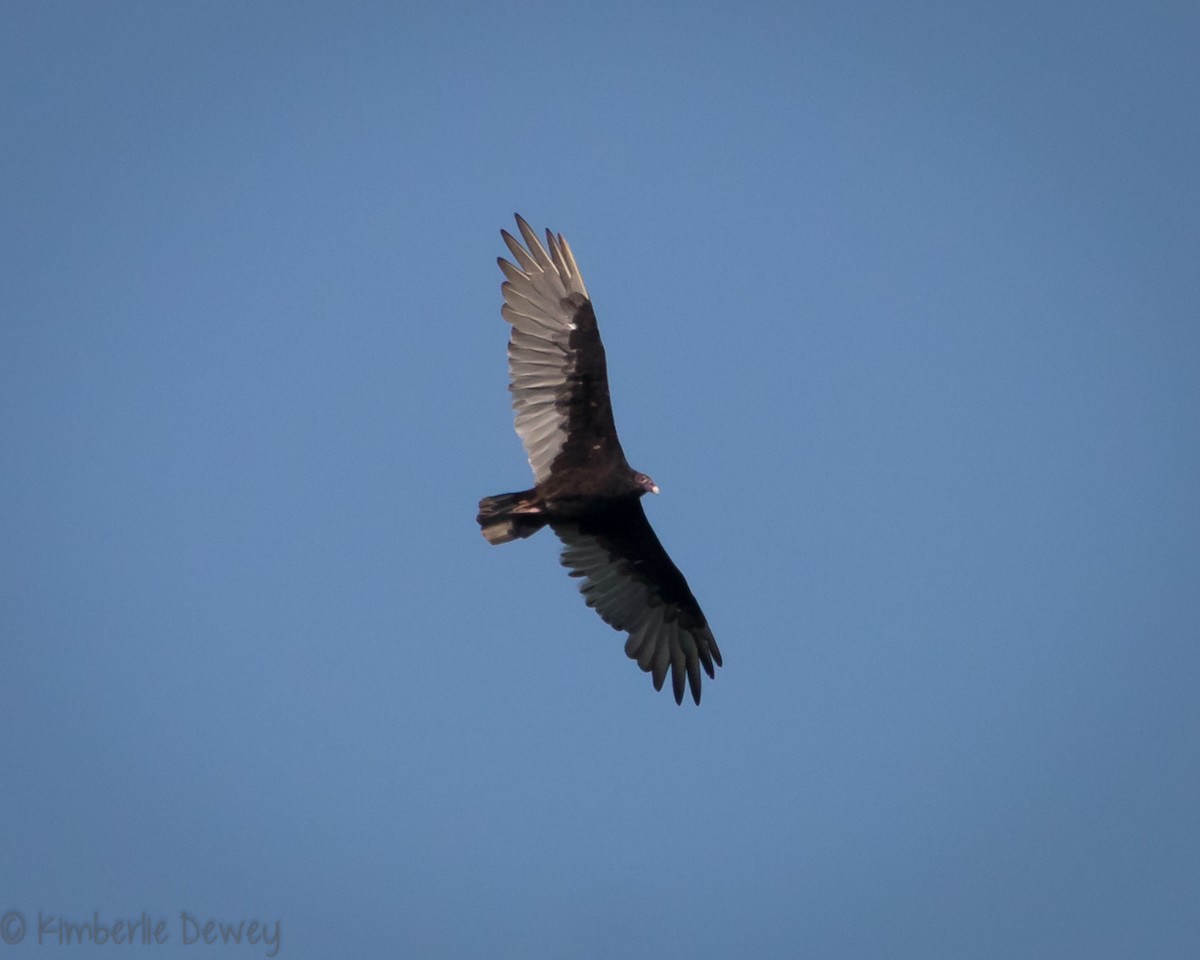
476;489;547;545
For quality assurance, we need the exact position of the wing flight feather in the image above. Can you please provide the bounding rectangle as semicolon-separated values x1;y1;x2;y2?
498;215;596;483
553;502;722;705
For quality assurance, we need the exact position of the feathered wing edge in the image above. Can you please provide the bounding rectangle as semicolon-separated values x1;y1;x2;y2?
553;511;722;705
499;216;591;483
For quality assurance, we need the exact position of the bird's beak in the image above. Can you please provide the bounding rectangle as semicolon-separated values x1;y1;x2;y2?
650;484;660;495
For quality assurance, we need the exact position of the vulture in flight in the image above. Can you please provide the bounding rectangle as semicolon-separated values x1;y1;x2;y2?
477;215;722;705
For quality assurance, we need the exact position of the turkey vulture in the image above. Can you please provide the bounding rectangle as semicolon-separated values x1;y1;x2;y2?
477;215;722;705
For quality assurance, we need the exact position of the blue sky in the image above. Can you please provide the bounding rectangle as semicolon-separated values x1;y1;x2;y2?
2;1;1198;957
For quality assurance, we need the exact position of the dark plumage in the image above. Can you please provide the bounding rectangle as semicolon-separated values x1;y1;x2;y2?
477;215;722;705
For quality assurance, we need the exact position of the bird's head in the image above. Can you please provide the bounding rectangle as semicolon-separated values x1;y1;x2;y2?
633;472;660;496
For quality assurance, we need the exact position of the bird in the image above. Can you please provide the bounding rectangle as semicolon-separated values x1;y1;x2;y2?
477;215;722;705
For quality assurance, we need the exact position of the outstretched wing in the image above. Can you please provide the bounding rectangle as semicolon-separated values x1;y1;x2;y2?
499;215;629;484
553;502;722;705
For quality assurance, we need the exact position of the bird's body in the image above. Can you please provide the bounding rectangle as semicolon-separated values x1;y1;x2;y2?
477;216;721;705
